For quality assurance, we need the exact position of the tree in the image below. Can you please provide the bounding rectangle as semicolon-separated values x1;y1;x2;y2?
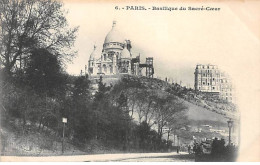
25;48;66;97
0;0;78;74
62;76;93;142
129;89;157;125
72;75;91;101
153;94;187;139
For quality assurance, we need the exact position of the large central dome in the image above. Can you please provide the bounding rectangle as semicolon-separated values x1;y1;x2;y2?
104;21;125;44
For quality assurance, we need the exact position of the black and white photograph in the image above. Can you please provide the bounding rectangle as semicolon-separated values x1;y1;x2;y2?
0;0;259;162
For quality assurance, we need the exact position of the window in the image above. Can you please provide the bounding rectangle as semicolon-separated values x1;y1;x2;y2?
109;65;113;73
108;51;115;57
203;82;205;85
98;64;101;73
103;64;107;73
89;68;93;74
213;87;215;90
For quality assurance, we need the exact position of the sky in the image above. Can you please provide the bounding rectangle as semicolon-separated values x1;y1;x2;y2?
63;1;259;88
62;1;260;159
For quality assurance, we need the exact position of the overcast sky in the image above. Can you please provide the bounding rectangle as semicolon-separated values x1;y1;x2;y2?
63;1;260;88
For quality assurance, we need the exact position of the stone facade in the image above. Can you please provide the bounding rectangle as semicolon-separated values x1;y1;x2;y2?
194;64;234;102
88;21;140;78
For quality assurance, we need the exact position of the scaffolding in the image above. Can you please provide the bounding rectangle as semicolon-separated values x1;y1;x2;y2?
139;57;154;78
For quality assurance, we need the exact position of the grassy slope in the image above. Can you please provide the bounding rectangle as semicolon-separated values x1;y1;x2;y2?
185;100;227;123
125;75;238;144
1;75;238;155
133;75;236;123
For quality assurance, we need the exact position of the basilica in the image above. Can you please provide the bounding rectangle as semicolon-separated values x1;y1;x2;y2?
87;21;154;79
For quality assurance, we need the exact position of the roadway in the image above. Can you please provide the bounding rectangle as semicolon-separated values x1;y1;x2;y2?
1;152;194;162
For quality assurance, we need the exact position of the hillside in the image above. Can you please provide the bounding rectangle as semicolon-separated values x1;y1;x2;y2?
118;75;238;120
108;75;239;145
0;115;126;156
1;74;239;156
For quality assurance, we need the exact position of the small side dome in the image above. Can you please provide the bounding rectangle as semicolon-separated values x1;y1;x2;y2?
89;45;97;60
121;44;131;59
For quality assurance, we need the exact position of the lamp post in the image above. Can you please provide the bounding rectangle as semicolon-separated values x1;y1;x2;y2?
176;135;180;154
227;118;233;145
62;117;67;154
167;128;171;145
173;130;176;146
177;135;179;146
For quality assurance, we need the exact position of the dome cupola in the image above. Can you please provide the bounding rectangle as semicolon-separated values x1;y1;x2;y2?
121;43;131;59
104;21;124;44
89;45;97;60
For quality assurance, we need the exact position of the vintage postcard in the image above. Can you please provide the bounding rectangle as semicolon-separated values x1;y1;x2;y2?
0;0;259;162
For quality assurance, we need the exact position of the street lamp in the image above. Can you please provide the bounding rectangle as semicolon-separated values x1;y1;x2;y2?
167;128;172;145
177;135;179;146
176;135;180;154
62;117;67;154
227;118;233;145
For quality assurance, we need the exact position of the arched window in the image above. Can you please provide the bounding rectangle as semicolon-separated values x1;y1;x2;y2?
103;64;107;73
109;65;113;73
89;68;93;74
104;54;107;61
98;64;101;73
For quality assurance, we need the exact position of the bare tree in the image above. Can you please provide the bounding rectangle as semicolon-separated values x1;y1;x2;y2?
133;89;148;123
125;88;139;118
0;0;78;74
153;94;187;139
